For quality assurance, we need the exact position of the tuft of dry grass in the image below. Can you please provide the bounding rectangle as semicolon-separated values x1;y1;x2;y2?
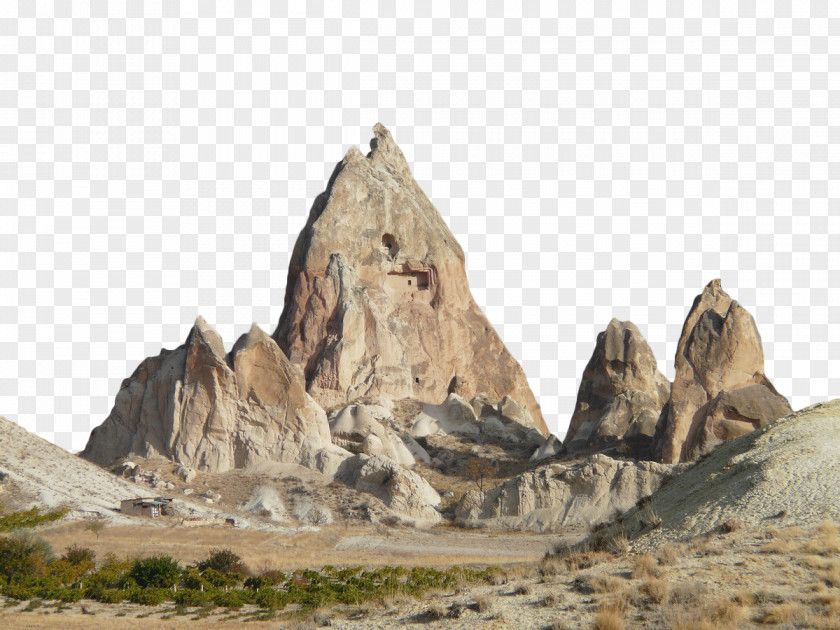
474;594;497;614
719;517;743;534
642;578;670;604
765;525;806;540
818;566;840;587
592;604;626;630
760;538;799;554
512;584;531;596
631;553;660;579
540;594;560;608
560;551;610;572
664;599;747;630
706;598;748;627
425;604;448;620
804;534;840;556
656;542;685;566
816;520;839;537
732;589;756;606
668;582;709;606
589;574;626;594
666;609;719;630
757;602;811;626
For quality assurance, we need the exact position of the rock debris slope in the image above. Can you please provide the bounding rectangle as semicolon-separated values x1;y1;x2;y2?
564;319;670;457
81;318;344;474
272;124;547;437
653;279;793;463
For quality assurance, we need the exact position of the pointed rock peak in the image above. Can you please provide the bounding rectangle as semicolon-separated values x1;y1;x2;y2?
367;123;410;172
599;319;650;363
188;316;226;360
230;322;276;360
704;278;723;293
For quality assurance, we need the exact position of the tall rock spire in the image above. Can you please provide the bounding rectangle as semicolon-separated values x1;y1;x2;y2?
652;280;793;463
273;124;548;436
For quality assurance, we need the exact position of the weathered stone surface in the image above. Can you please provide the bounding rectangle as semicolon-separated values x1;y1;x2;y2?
564;319;670;456
338;454;441;525
329;403;417;466
455;454;681;532
653;280;793;463
81;319;344;474
272;124;547;437
529;435;564;463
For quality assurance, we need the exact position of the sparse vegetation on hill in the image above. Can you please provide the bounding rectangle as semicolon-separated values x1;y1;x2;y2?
0;505;67;532
0;535;504;622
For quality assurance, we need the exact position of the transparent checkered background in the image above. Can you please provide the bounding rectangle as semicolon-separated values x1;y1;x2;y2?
2;2;839;452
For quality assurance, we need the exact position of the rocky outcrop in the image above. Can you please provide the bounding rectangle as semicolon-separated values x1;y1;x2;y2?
329;403;419;466
455;454;681;532
337;454;442;525
409;393;546;445
81;318;346;474
529;435;564;463
564;319;670;457
272;124;547;437
653;280;793;463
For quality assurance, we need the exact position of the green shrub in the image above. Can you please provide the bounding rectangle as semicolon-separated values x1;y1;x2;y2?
255;587;287;609
2;584;37;601
196;549;245;576
181;567;203;590
86;554;132;590
199;567;238;588
212;589;246;609
173;589;211;607
62;545;95;566
0;534;55;583
129;555;181;589
85;587;126;604
0;507;68;532
54;587;84;603
244;575;279;590
128;587;169;606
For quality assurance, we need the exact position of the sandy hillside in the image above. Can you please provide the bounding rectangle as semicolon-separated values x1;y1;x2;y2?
616;400;840;549
0;416;284;529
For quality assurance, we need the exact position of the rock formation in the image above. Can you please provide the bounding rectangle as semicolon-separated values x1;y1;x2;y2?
329;403;419;466
81;318;345;474
455;454;681;532
337;454;442;525
272;124;547;437
564;319;670;457
653;280;793;463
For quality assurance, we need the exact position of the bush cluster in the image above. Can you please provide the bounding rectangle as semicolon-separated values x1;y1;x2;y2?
0;507;68;532
0;540;501;612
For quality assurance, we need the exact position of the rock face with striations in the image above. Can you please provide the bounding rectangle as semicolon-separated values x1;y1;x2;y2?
653;280;793;464
564;319;670;457
455;454;682;532
81;318;342;474
272;124;548;437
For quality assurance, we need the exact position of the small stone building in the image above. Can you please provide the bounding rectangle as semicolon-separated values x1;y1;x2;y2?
120;497;173;518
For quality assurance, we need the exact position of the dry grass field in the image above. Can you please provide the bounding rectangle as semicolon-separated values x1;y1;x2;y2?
29;519;561;571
